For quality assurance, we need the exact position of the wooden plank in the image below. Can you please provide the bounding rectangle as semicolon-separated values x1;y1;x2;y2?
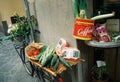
28;58;85;77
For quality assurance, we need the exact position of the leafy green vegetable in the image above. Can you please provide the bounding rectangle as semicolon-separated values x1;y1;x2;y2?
72;0;87;18
72;0;80;18
91;66;110;81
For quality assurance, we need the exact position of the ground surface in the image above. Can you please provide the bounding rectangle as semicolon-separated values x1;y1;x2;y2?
0;33;40;82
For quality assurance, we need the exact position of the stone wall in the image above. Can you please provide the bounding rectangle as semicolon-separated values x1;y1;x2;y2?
29;0;94;82
32;0;83;82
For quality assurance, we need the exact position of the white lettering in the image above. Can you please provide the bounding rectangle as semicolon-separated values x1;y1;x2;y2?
77;27;93;36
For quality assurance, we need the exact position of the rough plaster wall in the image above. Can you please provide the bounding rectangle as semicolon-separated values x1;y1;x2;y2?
32;0;120;81
35;0;76;47
34;0;83;82
0;13;2;26
77;1;94;82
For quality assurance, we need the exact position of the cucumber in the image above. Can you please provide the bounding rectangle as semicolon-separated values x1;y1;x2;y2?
46;59;52;68
50;54;58;66
53;58;59;71
59;57;71;69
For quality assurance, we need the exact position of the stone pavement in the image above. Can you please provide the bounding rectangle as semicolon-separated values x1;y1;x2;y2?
0;34;40;82
0;33;78;82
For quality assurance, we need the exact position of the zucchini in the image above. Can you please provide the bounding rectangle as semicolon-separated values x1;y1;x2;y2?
53;58;59;71
46;59;52;68
50;54;58;66
38;46;55;67
59;57;72;69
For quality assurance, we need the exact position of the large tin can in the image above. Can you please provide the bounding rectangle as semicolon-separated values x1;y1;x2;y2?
73;18;94;40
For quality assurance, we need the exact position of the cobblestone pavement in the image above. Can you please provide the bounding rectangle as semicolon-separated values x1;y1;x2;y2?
0;33;40;82
0;33;75;82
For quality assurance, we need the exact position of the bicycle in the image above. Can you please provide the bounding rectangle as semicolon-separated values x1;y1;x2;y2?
28;58;64;82
12;35;35;76
12;35;64;82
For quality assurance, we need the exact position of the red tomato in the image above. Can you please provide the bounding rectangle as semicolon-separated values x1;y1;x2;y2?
33;49;40;56
28;49;40;57
28;52;33;56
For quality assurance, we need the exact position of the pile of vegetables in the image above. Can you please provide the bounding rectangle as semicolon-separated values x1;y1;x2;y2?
28;49;40;57
109;32;120;42
29;46;71;71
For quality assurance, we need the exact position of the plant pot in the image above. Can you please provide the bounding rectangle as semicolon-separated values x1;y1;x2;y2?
73;18;94;40
92;77;108;82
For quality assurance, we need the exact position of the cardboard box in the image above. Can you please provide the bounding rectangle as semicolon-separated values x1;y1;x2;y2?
106;19;120;32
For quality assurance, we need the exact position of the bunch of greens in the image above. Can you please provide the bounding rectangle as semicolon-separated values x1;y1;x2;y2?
72;0;87;19
0;14;38;42
91;65;110;81
109;32;120;42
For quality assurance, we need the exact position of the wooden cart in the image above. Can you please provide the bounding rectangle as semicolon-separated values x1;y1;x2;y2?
28;58;85;82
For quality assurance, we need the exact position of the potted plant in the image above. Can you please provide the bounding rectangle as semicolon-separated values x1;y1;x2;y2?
0;14;38;43
91;65;110;82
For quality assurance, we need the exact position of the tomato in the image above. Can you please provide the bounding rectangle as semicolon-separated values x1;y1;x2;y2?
28;52;33;56
33;49;40;56
28;49;40;57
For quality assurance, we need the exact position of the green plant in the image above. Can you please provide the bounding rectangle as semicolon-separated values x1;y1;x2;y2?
72;0;87;18
91;65;110;81
0;14;38;42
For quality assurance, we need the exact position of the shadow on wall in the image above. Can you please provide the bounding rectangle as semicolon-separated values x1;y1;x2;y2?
76;39;94;82
0;12;2;26
0;12;8;36
0;12;4;34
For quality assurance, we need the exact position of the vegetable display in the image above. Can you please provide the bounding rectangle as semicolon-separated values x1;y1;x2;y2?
36;46;72;71
26;40;81;72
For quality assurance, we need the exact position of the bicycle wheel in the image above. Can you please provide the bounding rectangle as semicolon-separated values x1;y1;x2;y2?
20;48;34;76
36;67;63;82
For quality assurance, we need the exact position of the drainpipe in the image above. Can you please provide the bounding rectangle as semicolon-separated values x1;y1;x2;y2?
24;0;35;42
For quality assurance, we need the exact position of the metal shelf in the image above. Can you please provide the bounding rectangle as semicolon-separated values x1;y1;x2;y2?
85;40;120;48
85;40;119;82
